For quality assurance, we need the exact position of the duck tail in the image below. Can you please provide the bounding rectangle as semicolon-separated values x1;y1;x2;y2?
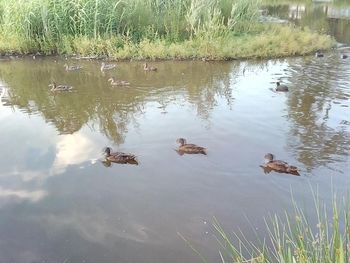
288;166;300;175
127;155;138;165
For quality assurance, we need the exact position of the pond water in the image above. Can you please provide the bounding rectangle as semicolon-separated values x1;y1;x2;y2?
1;3;350;263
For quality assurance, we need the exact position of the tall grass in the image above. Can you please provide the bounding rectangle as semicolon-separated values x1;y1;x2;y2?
211;192;350;263
0;0;334;57
0;0;258;44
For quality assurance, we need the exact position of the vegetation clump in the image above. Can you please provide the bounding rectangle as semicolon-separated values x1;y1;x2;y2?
0;0;334;59
212;193;350;263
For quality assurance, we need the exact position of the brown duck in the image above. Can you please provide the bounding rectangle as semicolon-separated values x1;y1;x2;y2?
176;138;207;155
104;147;138;165
275;82;289;92
315;51;324;58
101;62;116;72
48;82;73;92
64;64;83;71
143;63;157;71
108;77;130;86
262;153;299;175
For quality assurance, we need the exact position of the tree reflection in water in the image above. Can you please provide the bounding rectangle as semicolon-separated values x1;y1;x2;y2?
284;55;350;171
0;59;236;144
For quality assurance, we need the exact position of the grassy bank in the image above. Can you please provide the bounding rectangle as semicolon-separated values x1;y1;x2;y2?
0;0;334;59
210;193;350;263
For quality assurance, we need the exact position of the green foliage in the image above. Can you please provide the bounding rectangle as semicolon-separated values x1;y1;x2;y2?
0;0;259;42
0;0;334;58
212;191;350;263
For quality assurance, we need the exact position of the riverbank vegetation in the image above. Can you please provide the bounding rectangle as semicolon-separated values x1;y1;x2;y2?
212;193;350;263
0;0;334;59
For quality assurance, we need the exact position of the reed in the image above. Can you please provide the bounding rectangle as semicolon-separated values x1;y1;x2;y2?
0;0;257;41
211;191;350;263
0;0;334;58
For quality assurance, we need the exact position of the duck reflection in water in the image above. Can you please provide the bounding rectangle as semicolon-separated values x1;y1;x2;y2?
260;153;300;176
102;147;138;166
175;138;207;155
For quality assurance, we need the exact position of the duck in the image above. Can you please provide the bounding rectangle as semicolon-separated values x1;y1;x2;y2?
341;54;348;59
143;63;157;71
64;63;83;71
101;62;116;72
108;77;130;86
176;138;207;155
104;147;138;165
315;50;324;58
262;153;299;175
48;82;73;92
275;82;289;92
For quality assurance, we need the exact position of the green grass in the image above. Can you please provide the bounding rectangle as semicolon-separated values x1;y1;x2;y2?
208;191;350;263
0;0;335;59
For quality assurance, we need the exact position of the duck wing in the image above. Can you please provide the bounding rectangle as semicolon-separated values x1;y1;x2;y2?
276;85;288;92
109;152;138;164
51;85;72;92
105;64;116;70
57;85;72;91
71;66;82;70
180;144;207;154
267;160;289;171
111;80;130;86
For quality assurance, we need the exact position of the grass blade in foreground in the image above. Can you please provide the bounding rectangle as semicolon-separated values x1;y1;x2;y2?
189;192;350;262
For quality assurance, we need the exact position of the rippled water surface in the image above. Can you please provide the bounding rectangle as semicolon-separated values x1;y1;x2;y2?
1;5;350;263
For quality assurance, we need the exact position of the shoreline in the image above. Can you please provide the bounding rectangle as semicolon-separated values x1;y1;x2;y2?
0;25;335;62
0;48;337;62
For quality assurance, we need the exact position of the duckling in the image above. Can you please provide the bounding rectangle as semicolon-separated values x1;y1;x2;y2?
275;82;289;92
315;50;324;58
176;138;207;155
104;147;138;165
262;153;299;175
64;63;83;71
108;77;130;86
48;82;73;92
341;54;348;59
101;62;116;72
143;63;157;71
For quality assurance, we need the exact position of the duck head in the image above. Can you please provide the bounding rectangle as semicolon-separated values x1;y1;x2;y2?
48;82;56;88
176;138;187;146
108;77;114;82
264;153;274;163
104;147;112;156
315;50;324;57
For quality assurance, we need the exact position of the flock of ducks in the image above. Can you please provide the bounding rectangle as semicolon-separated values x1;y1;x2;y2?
49;50;350;175
273;50;348;92
49;61;158;91
266;50;348;174
103;139;299;176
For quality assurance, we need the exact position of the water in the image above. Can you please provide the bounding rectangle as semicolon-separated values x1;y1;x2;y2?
1;4;350;263
265;1;350;45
